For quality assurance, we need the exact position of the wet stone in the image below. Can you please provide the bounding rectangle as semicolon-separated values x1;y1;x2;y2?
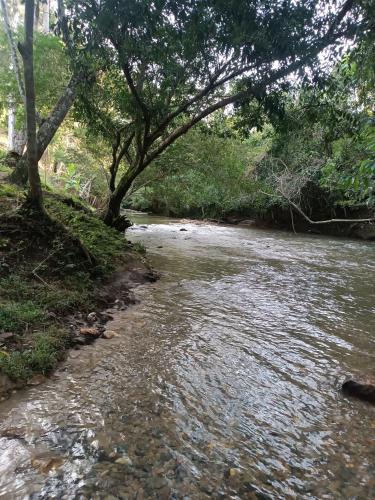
199;479;214;494
159;451;174;463
145;476;168;490
115;456;133;466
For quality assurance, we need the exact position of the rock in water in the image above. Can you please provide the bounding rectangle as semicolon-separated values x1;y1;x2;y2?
342;380;375;405
103;330;118;339
27;374;46;386
87;312;97;323
80;327;100;337
31;455;64;473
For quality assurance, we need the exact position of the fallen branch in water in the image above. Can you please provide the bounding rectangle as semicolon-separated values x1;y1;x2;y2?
260;191;375;225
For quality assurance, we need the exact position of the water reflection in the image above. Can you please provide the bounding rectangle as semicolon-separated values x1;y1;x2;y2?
0;215;374;498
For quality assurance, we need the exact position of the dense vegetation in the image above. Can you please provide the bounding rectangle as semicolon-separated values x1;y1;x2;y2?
0;0;374;389
128;45;375;230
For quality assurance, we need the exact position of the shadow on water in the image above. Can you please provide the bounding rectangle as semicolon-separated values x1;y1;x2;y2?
0;213;374;498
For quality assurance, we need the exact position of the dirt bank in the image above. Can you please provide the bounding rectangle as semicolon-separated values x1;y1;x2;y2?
0;185;156;400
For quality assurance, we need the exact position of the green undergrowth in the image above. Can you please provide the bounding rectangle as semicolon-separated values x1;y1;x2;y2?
0;183;136;384
0;327;70;379
0;183;21;198
45;194;129;273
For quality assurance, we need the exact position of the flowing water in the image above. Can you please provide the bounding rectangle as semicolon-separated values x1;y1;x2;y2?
0;215;374;499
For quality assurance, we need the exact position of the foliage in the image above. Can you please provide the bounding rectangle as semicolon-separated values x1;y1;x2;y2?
243;46;375;216
127;124;270;218
0;300;44;332
0;182;20;197
0;23;70;126
320;122;375;207
45;122;110;205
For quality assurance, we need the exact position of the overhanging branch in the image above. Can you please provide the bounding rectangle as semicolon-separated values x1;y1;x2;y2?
261;190;375;225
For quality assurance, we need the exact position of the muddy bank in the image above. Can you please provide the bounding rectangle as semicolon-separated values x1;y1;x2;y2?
0;185;157;400
0;255;157;401
1;264;157;393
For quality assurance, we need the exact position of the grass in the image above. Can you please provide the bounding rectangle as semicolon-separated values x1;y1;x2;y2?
0;300;44;332
0;327;69;379
0;183;20;197
0;183;137;383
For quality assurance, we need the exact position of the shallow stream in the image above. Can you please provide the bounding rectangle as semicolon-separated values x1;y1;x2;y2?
0;215;374;499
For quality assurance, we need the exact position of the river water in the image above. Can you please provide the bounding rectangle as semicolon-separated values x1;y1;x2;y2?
0;215;374;499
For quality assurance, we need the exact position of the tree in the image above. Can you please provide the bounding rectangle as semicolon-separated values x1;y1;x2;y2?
6;0;90;185
67;0;362;229
19;0;43;210
0;0;27;156
0;0;51;158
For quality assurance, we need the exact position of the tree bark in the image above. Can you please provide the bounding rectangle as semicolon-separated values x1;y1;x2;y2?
34;0;40;30
7;100;16;150
103;167;138;230
21;0;44;211
42;0;49;33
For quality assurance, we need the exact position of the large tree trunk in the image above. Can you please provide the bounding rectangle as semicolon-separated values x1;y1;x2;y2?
103;168;137;230
21;0;44;211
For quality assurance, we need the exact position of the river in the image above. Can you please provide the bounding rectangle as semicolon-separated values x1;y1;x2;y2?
0;214;374;499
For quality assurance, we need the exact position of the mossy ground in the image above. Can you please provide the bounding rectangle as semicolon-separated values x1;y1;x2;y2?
0;182;140;384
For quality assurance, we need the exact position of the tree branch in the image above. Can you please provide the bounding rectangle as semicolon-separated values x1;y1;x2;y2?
285;196;374;225
148;61;233;143
121;62;151;136
260;191;375;225
148;6;355;147
35;72;83;160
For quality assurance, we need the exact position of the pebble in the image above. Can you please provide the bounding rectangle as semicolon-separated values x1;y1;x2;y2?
199;479;214;494
80;327;100;337
87;312;98;323
145;476;168;490
115;456;133;465
103;330;119;339
31;455;64;473
27;374;46;386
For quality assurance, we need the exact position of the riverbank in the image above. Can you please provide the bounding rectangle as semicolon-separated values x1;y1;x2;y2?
0;183;155;400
